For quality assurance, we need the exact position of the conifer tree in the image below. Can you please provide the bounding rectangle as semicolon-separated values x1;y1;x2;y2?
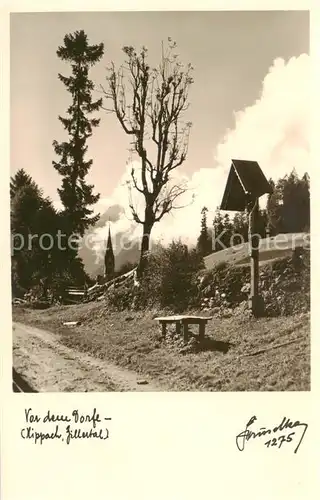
10;168;37;199
212;208;225;252
232;212;248;244
197;207;212;256
222;213;233;249
53;30;104;237
279;170;310;233
266;171;310;235
266;178;282;235
10;172;57;293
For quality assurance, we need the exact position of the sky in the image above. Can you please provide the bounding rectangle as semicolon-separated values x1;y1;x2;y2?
11;11;309;251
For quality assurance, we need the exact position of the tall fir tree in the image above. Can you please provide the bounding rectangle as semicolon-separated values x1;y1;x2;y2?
10;168;89;298
53;30;104;237
232;212;248;244
256;208;267;238
197;207;212;256
266;178;282;235
279;170;310;233
10;172;57;294
222;213;233;248
10;168;37;199
212;208;225;252
300;173;310;231
266;171;310;235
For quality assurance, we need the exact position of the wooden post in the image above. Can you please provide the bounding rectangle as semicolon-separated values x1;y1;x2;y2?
199;321;205;342
248;197;262;317
183;321;189;343
266;223;270;239
161;322;167;339
176;321;181;336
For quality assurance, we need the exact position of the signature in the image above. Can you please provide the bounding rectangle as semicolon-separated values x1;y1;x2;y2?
236;416;308;453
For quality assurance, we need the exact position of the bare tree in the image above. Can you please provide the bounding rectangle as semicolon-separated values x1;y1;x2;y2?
102;39;194;274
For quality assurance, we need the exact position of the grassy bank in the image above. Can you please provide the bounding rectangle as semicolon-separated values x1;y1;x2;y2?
13;302;310;391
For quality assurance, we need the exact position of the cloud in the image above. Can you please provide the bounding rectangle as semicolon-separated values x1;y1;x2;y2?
215;54;309;179
52;199;63;212
86;54;310;255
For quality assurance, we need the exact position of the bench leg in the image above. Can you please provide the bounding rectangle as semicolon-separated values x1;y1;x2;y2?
161;322;167;339
199;322;205;342
183;322;189;343
176;321;181;336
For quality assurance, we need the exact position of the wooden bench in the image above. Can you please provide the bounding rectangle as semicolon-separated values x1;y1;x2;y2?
154;315;213;343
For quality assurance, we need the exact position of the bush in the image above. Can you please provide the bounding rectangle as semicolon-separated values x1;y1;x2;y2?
262;248;310;316
11;269;27;299
136;241;204;311
198;248;310;316
105;244;310;317
107;241;204;312
106;281;135;311
199;263;250;307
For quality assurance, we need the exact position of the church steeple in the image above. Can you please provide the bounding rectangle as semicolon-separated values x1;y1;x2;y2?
104;222;115;281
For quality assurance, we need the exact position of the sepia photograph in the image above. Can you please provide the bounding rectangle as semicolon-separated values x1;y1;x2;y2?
11;10;310;392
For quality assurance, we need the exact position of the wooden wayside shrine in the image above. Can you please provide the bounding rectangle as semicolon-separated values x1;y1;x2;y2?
220;159;273;317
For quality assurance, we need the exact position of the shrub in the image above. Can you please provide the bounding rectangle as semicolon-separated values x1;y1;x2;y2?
11;268;27;299
105;244;310;317
138;241;204;311
198;248;310;316
262;248;310;316
199;263;250;307
107;241;204;312
106;281;135;311
159;241;204;311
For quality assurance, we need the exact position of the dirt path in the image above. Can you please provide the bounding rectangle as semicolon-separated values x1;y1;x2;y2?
13;322;164;392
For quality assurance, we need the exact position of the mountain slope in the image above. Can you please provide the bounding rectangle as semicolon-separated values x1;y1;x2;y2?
204;233;309;270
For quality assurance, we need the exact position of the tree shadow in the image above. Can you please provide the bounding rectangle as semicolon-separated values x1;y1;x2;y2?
193;335;235;354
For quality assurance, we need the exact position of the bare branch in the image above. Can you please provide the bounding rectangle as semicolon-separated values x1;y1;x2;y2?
102;40;194;263
130;167;144;194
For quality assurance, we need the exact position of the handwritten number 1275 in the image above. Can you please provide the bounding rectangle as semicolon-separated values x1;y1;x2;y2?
265;432;295;449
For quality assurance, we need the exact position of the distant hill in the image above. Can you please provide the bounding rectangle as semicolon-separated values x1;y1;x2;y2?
204;233;310;270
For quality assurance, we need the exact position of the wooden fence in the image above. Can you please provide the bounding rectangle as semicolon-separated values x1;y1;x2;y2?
64;268;137;303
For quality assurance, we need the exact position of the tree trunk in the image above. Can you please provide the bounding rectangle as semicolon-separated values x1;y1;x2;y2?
137;218;154;278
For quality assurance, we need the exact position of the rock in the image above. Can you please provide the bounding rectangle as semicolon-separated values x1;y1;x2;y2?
241;283;251;294
63;321;81;326
137;379;149;385
178;346;190;354
210;307;220;315
219;309;232;318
